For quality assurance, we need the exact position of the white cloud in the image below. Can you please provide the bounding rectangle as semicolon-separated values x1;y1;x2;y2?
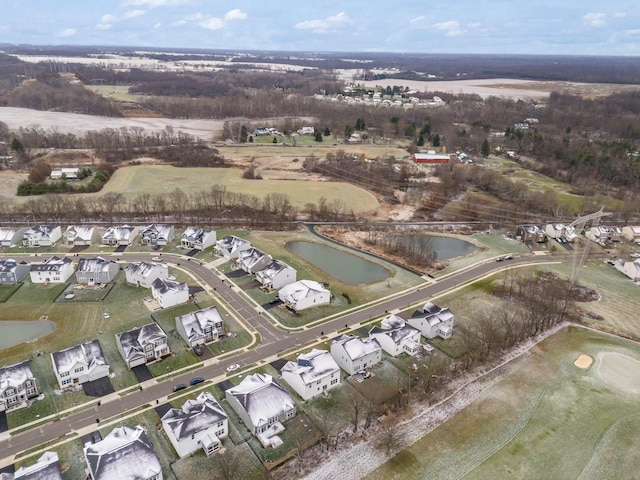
57;28;77;38
224;9;247;22
96;23;112;30
122;9;146;20
153;22;162;29
432;20;465;36
582;12;606;27
612;12;628;18
101;14;118;23
185;12;204;21
200;17;225;30
410;16;425;24
295;11;352;33
169;19;188;27
121;0;191;7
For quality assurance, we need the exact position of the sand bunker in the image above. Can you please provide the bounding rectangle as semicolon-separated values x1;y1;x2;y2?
597;352;640;393
573;354;593;369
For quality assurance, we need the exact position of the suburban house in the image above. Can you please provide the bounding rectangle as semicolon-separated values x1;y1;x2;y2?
278;280;330;311
544;224;577;243
585;226;622;245
101;225;139;246
116;323;170;369
22;225;62;247
151;278;189;309
0;258;30;284
0;361;38;412
50;167;79;179
125;261;169;288
515;225;547;243
297;126;315;135
51;340;110;389
0;227;27;247
614;259;640;282
181;227;216;251
412;152;451;164
75;257;119;285
330;335;382;375
161;391;228;458
369;314;422;357
13;451;63;480
235;247;272;274
63;226;97;246
281;349;341;400
175;306;224;347
408;302;455;339
140;224;175;246
29;256;75;284
84;425;162;480
225;373;296;447
621;226;640;244
255;259;297;290
214;235;251;259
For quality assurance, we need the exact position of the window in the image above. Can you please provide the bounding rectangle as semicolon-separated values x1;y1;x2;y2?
60;371;69;377
216;429;225;437
217;421;224;428
74;367;84;373
26;388;36;395
331;379;338;385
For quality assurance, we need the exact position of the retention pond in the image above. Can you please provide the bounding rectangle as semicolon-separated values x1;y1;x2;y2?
0;319;57;350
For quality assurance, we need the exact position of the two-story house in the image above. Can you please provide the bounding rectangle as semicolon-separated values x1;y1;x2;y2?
175;306;224;347
369;314;421;357
29;256;75;284
0;361;38;412
22;225;62;247
235;247;272;274
161;391;228;458
278;280;330;311
180;227;216;251
75;257;119;285
408;302;454;339
140;224;175;246
101;225;139;246
116;323;170;369
214;235;251;259
330;334;382;375
63;226;97;246
13;451;63;480
0;258;30;285
255;259;297;290
125;262;169;288
281;349;341;400
51;340;110;389
0;227;27;247
151;278;189;309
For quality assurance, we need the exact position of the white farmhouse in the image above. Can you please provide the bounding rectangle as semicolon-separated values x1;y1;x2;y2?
161;391;228;458
75;257;119;285
281;349;341;400
255;259;296;290
225;373;296;448
116;323;170;368
125;261;169;288
0;227;27;247
29;256;75;284
140;224;175;246
181;227;216;251
408;302;454;339
278;280;330;311
51;340;110;389
175;306;224;347
369;314;421;357
13;451;63;480
84;426;162;480
621;226;640;244
101;225;139;246
235;247;272;274
330;334;382;375
63;226;97;246
22;225;62;247
0;361;39;412
151;278;189;309
214;235;251;259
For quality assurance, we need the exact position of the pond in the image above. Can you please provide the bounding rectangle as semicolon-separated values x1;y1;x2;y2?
390;234;477;260
286;241;390;285
0;319;57;350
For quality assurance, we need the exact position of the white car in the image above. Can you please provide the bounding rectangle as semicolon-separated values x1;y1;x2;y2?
631;253;640;258
152;256;163;262
226;364;240;372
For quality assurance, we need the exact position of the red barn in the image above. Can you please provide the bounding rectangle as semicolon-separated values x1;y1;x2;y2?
412;153;451;164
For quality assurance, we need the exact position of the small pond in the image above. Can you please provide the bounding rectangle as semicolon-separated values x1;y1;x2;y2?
286;241;389;285
0;319;57;350
390;234;477;260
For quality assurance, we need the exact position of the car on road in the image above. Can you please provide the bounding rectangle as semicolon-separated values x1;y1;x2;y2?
193;345;203;356
503;254;514;260
226;364;240;372
631;253;640;258
152;256;163;262
190;377;205;386
496;256;504;262
173;384;187;392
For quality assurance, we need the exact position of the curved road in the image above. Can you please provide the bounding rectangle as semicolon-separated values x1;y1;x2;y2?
0;251;564;467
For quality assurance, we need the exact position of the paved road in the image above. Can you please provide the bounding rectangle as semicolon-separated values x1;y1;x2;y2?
0;251;564;466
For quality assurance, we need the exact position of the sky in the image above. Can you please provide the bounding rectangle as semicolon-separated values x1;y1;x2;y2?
1;0;639;56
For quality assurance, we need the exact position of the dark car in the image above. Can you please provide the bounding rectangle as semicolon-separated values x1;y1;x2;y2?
173;384;187;392
190;377;205;386
193;345;203;356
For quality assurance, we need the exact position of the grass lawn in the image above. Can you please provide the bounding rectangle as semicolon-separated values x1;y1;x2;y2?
0;283;22;302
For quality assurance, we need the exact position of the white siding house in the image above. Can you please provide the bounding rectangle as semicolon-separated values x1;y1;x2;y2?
51;340;110;389
621;226;640;243
369;314;421;357
585;226;622;245
63;226;97;246
181;227;216;251
125;262;169;288
161;391;228;458
278;280;330;311
101;225;139;246
408;302;454;339
140;224;175;246
116;323;170;368
22;225;62;247
214;235;251;259
225;373;296;447
281;349;341;400
544;224;577;242
0;361;39;412
29;256;75;284
255;259;296;290
151;278;189;309
84;426;162;480
0;227;27;247
330;334;382;375
75;257;119;285
0;259;30;285
614;259;640;282
175;306;224;347
235;247;272;274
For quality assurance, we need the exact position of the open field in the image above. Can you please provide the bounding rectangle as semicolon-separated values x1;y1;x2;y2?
365;326;640;480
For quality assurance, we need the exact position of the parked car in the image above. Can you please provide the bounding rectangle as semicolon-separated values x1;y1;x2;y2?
173;384;187;392
496;256;504;262
226;364;240;372
152;256;163;262
193;345;203;356
190;377;205;386
504;254;514;260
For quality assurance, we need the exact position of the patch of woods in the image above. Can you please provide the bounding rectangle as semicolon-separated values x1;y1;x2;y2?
17;162;114;196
